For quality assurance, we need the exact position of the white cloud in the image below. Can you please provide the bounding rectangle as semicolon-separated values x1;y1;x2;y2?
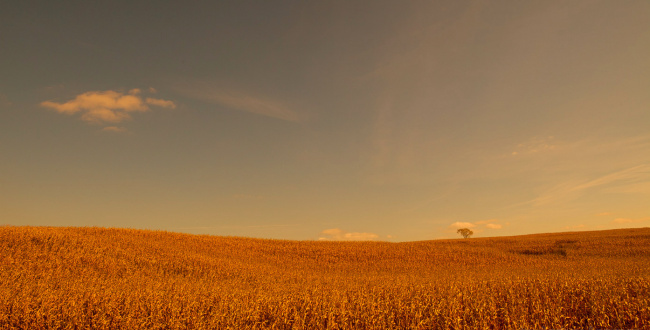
475;219;497;225
40;89;176;125
318;228;379;241
448;222;476;229
146;97;177;109
448;219;504;232
81;108;132;123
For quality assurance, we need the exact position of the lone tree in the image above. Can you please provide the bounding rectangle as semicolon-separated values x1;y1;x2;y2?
457;228;473;239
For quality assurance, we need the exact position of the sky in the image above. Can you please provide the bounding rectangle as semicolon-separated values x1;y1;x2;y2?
1;1;649;241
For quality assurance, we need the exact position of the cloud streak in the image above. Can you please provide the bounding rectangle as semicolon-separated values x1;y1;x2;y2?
525;164;650;207
511;136;559;156
101;126;127;133
449;222;476;229
612;217;650;225
41;89;176;125
448;219;504;233
175;83;302;122
318;228;379;241
569;164;650;192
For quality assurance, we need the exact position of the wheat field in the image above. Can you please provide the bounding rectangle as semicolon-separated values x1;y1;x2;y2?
1;226;648;329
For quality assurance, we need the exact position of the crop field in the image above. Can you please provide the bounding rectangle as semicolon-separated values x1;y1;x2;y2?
1;226;649;329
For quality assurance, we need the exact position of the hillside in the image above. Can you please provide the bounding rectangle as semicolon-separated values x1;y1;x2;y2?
1;226;649;329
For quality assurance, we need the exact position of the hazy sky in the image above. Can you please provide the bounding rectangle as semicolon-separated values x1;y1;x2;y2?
1;1;649;241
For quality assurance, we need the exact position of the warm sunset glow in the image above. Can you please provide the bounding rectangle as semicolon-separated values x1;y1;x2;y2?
1;1;649;241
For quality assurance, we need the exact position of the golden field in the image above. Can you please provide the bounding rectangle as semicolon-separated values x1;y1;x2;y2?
1;226;649;329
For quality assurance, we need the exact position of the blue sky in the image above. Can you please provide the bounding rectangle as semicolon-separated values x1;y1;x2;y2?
1;1;649;241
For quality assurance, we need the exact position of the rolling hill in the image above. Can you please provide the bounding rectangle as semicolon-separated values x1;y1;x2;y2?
1;226;648;329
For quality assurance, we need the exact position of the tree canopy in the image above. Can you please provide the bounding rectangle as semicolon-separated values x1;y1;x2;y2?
457;228;473;239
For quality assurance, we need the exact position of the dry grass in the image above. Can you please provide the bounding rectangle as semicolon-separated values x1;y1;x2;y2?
1;226;649;329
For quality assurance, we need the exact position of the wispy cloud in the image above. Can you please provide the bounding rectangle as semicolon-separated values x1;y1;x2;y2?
318;228;380;241
570;164;650;192
448;219;504;231
524;164;650;207
612;217;650;225
40;89;176;125
175;83;302;122
146;97;176;108
511;136;559;156
601;182;650;194
101;126;127;133
448;222;476;229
